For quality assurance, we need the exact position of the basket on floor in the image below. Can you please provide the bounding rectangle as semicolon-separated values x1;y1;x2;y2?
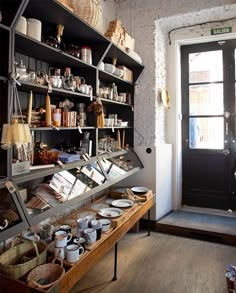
27;258;65;290
0;239;47;279
69;0;103;31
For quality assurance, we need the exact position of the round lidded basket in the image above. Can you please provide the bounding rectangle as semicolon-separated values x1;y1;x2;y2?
68;0;103;31
27;259;65;290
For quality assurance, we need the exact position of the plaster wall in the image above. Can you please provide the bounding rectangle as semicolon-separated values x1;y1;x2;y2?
116;0;236;213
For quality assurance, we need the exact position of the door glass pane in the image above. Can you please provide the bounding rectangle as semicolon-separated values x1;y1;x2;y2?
189;84;224;115
189;51;223;83
189;117;224;149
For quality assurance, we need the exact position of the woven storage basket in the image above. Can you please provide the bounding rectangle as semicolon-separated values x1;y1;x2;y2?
0;240;47;279
27;258;65;290
69;0;103;31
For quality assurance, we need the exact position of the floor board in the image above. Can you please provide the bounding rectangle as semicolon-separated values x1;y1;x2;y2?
71;232;236;293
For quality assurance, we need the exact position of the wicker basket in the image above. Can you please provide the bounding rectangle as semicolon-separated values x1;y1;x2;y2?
0;240;47;279
27;258;65;290
68;0;103;31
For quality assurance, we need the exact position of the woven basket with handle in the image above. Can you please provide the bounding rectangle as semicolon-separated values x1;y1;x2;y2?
0;238;47;279
68;0;103;31
27;258;65;290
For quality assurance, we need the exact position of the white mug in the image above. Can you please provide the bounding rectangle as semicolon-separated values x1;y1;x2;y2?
55;230;72;247
66;244;84;263
54;246;65;260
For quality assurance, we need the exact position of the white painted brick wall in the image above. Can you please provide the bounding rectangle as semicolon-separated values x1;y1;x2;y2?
116;0;236;146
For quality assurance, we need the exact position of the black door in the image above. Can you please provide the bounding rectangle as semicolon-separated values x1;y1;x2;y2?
181;40;236;210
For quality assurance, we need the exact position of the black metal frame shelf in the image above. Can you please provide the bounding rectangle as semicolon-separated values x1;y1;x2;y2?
0;23;10;32
15;32;98;71
99;97;132;107
98;126;132;129
18;80;94;100
30;126;95;131
98;69;133;86
0;0;145;239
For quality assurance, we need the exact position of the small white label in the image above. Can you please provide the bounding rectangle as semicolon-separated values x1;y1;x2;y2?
57;160;64;167
77;126;82;134
82;154;89;161
112;127;115;133
5;181;16;194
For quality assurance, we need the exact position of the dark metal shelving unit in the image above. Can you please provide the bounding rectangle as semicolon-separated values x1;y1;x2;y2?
0;0;145;238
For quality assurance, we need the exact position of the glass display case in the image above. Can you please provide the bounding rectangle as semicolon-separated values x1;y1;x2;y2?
0;181;28;242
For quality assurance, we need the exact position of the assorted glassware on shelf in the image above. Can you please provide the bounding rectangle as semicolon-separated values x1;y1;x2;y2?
98;130;128;154
16;61;93;96
99;82;131;104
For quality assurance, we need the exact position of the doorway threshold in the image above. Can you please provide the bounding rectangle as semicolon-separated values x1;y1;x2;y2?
154;208;236;245
180;205;236;218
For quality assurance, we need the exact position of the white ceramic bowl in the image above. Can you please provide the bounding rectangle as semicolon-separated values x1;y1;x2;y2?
113;68;124;78
98;219;111;232
104;63;115;74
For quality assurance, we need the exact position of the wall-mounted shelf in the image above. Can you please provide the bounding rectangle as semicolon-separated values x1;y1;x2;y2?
18;80;93;100
0;0;144;241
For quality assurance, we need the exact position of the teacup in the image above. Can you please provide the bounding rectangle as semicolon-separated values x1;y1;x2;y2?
66;244;84;263
55;230;72;247
83;228;97;245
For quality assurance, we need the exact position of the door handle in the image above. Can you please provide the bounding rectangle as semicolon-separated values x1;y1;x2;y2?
222;149;230;156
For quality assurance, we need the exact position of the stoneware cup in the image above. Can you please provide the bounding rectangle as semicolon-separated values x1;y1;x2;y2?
59;225;72;234
83;228;97;245
66;244;84;263
55;230;72;247
54;246;65;259
77;217;89;230
91;220;102;240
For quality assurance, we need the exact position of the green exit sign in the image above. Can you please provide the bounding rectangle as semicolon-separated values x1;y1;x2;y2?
211;27;232;35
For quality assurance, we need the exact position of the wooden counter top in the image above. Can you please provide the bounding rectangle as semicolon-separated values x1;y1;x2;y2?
0;191;155;293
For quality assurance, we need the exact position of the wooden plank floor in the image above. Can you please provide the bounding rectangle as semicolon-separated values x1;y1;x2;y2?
71;232;236;293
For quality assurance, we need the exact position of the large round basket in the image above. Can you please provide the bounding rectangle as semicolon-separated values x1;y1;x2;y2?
69;0;103;31
0;240;47;279
27;259;65;290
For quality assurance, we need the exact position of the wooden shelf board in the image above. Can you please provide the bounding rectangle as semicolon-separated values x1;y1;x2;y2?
18;80;93;100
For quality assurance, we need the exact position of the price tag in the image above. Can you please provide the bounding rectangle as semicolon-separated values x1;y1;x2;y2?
85;153;90;160
77;126;82;134
5;181;16;194
112;127;115;133
82;154;89;161
57;160;64;167
90;91;93;101
52;125;60;131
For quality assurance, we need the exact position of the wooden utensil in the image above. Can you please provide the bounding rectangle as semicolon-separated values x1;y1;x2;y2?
27;91;33;126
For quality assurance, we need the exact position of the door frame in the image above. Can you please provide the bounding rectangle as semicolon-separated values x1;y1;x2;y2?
167;30;236;212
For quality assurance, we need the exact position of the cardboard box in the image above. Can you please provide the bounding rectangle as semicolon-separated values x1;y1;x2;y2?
124;31;135;51
117;65;133;83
